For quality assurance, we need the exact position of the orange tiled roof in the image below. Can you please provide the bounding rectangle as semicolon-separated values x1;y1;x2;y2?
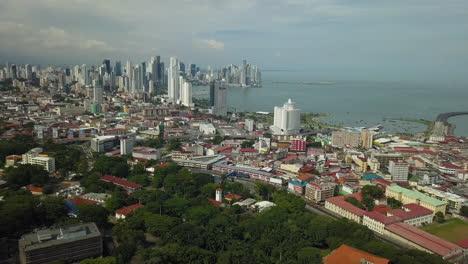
323;244;390;264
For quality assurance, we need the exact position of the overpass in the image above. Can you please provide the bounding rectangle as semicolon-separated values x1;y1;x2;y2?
436;111;468;122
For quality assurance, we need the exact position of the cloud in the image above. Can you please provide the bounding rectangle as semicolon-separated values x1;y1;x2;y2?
197;39;225;50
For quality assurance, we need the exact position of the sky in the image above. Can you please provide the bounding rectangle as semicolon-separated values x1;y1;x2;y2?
0;0;467;80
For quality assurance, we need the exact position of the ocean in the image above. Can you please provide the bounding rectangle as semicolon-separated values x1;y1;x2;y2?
192;71;468;136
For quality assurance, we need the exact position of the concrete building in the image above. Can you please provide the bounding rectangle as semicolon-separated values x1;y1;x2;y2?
244;119;254;132
419;186;468;214
115;204;144;220
331;130;361;148
305;182;336;203
199;123;216;135
210;81;228;116
323;244;390;264
30;156;55;173
272;99;301;135
389;160;409;182
361;129;374;149
19;223;102;264
120;138;135;155
180;78;193;107
385;185;447;215
168;57;180;102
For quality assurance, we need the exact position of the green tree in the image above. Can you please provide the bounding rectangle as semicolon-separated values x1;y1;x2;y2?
241;140;255;148
76;204;110;228
255;181;276;201
5;164;49;188
461;206;468;217
297;247;322;264
361;185;384;199
212;135;224;145
80;257;116;264
345;197;365;209
144;213;181;236
166;140;182;151
38;196;69;225
105;189;128;212
434;212;445;223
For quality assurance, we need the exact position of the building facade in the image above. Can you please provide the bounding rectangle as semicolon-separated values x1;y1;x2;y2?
272;99;300;135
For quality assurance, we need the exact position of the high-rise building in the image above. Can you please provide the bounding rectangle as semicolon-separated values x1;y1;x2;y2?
389;160;409;182
93;82;103;104
10;64;17;79
102;59;111;74
361;129;374;149
331;130;361;148
168;57;180;102
245;119;254;132
115;61;122;76
210;81;227;116
190;64;197;76
180;78;193;107
272;99;301;135
140;62;147;92
120;138;135;155
25;64;32;80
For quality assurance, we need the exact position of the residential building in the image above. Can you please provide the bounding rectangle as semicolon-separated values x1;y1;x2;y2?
272;99;301;135
361;129;374;149
168;57;180;102
331;130;361;148
19;223;102;264
290;139;306;152
385;185;447;215
305;182;336;203
132;146;161;160
199;123;216;135
30;156;56;173
389;160;409;182
419;186;468;214
244;119;254;132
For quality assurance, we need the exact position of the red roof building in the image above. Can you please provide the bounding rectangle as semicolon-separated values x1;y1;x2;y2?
115;203;144;219
323;244;390;264
68;197;97;206
101;175;142;193
385;223;463;259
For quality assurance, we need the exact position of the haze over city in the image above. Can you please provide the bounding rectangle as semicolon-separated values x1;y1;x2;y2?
1;0;468;79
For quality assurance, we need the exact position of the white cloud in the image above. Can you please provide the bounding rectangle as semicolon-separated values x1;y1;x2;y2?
198;39;225;50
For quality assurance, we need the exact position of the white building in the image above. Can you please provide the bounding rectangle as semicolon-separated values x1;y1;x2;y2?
120;138;135;155
210;81;227;116
180;78;193;107
272;99;300;135
199;124;216;135
168;57;180;102
389;160;409;182
245;119;254;132
30;156;56;173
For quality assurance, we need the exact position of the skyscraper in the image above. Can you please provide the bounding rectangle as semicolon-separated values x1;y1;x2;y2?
115;61;122;76
93;81;103;104
25;64;32;80
168;57;180;102
180;78;193;107
272;99;301;135
210;81;227;116
102;59;111;74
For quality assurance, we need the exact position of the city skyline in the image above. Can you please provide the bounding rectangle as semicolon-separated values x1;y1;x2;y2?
0;0;468;80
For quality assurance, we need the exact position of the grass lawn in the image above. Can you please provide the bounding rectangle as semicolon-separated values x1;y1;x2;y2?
421;218;468;243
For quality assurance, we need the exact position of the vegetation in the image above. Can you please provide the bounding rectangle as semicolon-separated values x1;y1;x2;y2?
0;135;36;166
387;197;403;209
241;140;255;148
421;218;468;243
5;164;49;188
434;212;445;223
461;206;468;217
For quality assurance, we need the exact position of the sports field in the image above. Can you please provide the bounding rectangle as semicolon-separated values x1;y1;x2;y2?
421;218;468;243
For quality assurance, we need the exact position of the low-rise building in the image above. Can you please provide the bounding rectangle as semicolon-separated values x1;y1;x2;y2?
385;185;447;215
19;223;102;264
325;193;365;224
115;204;144;220
100;175;142;193
323;244;390;264
419;186;468;214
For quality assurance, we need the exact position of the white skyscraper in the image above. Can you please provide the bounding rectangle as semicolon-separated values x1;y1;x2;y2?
93;81;103;104
168;57;180;102
272;99;301;135
180;78;193;107
210;81;227;116
120;138;135;155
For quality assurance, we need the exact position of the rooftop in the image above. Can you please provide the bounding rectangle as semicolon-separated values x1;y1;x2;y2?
387;185;447;207
323;244;389;264
19;223;101;251
385;222;462;257
101;175;142;190
115;203;144;216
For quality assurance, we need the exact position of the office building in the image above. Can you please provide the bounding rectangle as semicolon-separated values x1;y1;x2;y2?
93;83;103;104
102;59;111;74
19;222;102;264
272;99;301;135
389;160;409;182
244;119;254;132
210;81;227;116
114;61;122;76
120;138;135;155
168;57;180;102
